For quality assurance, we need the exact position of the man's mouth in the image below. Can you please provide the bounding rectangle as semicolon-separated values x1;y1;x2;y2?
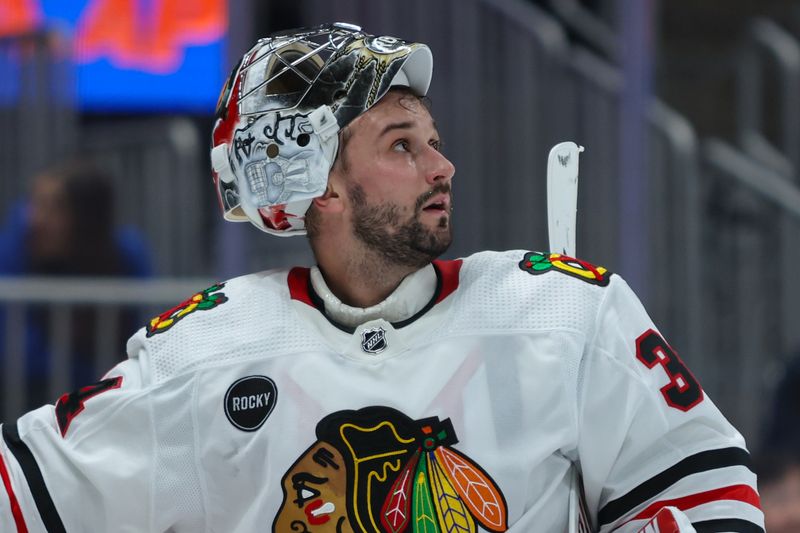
417;183;452;214
421;194;451;215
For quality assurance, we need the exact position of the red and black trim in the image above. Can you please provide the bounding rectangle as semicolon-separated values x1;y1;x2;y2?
286;267;315;307
1;423;66;533
631;484;760;521
288;260;462;333
0;448;27;533
287;267;351;333
432;259;462;304
597;447;759;529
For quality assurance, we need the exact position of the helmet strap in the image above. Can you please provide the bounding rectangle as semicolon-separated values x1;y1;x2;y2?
211;144;235;184
309;105;340;171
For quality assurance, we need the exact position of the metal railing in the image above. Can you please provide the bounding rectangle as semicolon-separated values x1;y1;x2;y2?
699;140;800;440
0;32;208;277
80;117;208;276
0;277;211;420
732;18;800;440
541;0;620;61
737;18;800;176
0;29;76;209
645;101;703;378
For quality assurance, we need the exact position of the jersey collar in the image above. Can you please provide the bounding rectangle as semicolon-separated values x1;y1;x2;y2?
288;259;462;333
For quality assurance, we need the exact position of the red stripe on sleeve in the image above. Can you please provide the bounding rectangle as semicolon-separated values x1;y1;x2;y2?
633;484;761;521
0;450;28;533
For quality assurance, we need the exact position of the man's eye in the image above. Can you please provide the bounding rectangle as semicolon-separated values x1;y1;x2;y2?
430;139;442;151
392;140;410;152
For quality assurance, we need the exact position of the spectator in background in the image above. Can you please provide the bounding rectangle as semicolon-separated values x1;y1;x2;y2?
0;160;152;408
756;356;800;532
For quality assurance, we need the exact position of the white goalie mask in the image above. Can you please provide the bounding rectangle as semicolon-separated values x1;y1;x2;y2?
211;22;433;235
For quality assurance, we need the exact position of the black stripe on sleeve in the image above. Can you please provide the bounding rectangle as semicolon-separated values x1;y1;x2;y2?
597;446;753;527
694;518;764;533
2;423;67;533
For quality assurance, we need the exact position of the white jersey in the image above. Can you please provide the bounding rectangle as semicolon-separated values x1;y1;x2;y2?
0;250;764;532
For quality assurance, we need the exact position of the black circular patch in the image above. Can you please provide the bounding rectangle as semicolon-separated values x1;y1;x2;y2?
224;376;277;432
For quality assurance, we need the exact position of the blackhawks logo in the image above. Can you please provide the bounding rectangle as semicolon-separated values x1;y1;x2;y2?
146;283;228;337
273;406;508;533
519;251;611;286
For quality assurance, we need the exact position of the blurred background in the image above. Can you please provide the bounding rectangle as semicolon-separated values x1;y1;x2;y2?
1;0;800;511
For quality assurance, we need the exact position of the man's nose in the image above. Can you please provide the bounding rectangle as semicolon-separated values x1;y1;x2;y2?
425;147;455;185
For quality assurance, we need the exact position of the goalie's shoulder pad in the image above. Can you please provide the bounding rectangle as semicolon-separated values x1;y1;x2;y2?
127;269;319;382
444;250;612;335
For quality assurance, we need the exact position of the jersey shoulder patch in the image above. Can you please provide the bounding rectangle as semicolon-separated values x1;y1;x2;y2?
146;282;229;337
518;251;612;287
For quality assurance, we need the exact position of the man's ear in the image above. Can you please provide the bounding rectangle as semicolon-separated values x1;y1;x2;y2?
311;181;342;213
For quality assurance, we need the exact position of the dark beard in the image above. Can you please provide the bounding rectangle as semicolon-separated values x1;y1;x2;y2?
348;183;453;268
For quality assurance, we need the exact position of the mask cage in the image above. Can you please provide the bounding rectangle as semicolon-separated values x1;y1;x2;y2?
237;24;365;117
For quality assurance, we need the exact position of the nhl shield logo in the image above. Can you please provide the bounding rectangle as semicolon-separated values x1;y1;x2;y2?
361;326;387;354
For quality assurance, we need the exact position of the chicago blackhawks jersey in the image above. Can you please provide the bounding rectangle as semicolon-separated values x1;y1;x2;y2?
0;250;763;532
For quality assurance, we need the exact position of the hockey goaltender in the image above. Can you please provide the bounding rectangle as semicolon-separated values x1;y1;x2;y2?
0;23;762;533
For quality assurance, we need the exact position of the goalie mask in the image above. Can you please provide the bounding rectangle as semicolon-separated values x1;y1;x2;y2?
211;22;433;236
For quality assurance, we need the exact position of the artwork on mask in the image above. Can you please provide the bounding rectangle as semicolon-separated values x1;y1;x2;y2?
263;111;314;145
231;111;328;209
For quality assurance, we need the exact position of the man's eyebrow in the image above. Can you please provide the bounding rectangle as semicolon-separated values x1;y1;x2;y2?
378;120;441;139
378;121;415;138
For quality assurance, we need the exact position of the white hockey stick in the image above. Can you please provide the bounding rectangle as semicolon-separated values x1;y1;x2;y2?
551;143;592;533
547;142;584;257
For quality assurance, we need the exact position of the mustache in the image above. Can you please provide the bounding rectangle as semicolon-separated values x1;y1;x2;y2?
414;183;453;212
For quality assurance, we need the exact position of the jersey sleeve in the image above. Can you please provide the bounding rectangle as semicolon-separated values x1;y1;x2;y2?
634;507;697;533
576;276;764;533
0;346;194;532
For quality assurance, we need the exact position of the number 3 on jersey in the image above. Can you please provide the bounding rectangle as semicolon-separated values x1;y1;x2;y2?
635;329;704;411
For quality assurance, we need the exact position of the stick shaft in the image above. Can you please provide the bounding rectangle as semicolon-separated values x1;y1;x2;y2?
547;142;583;256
